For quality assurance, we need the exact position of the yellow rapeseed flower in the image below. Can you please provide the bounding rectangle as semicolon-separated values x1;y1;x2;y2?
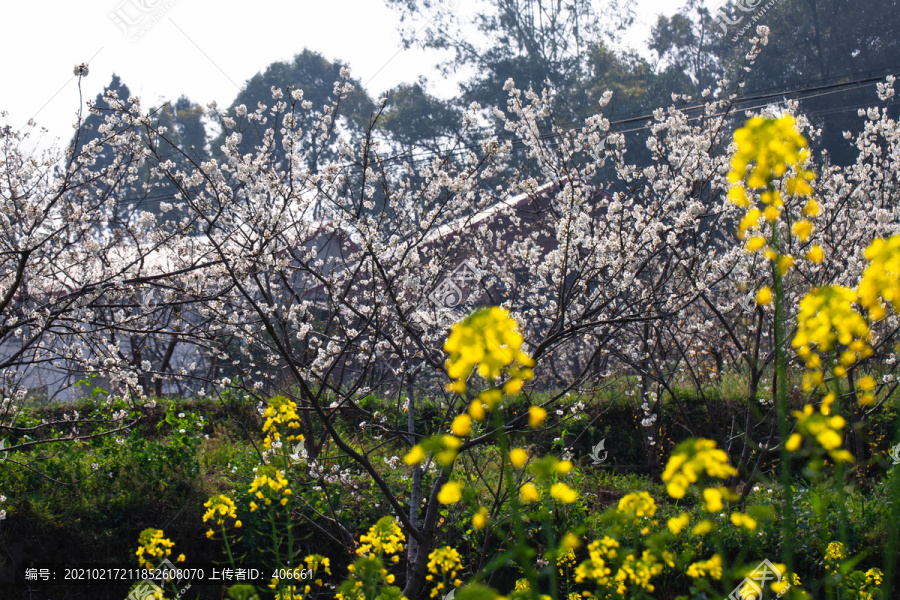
617;492;657;520
443;307;535;394
859;235;900;319
261;395;304;450
451;414;472;437
702;487;724;512
135;528;176;570
529;406;547;428
357;516;405;557
746;236;767;252
437;481;463;504
519;482;540;503
730;512;757;530
727;116;818;270
509;448;528;468
661;439;736;499
807;245;824;263
403;445;425;465
247;465;292;508
667;513;690;534
202;494;238;527
793;285;872;391
550;483;578;504
472;507;488;530
792;219;813;241
788;404;854;463
691;520;714;536
686;554;723;580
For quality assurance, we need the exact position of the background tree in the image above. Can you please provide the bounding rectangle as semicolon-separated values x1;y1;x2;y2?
212;49;375;167
384;0;637;122
650;0;900;164
377;80;464;156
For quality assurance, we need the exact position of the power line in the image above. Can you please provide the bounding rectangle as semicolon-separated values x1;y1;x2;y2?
333;66;900;169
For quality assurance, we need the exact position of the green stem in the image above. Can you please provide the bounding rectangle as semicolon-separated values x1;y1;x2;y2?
772;218;795;575
270;509;281;589
493;404;540;600
221;522;236;569
880;419;900;599
543;521;558;600
828;368;850;587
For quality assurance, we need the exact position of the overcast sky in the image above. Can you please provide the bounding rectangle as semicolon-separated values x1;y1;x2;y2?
2;0;706;145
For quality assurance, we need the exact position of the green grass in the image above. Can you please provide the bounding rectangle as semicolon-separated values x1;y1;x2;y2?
1;380;899;598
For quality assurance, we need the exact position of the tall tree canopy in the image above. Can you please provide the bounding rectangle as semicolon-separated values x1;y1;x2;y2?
650;0;900;163
213;49;375;164
383;0;640;122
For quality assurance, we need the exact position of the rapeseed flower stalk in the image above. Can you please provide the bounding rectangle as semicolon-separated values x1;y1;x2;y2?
443;306;535;397
727;115;817;259
611;551;666;595
425;546;463;598
135;528;180;570
858;235;900;319
824;541;845;575
248;465;293;508
728;115;818;575
573;532;672;597
791;234;900;410
357;516;405;557
261;395;304;451
202;493;242;567
574;537;619;588
660;438;736;499
203;494;238;527
131;528;186;599
792;285;872;392
305;553;331;579
785;405;854;464
685;554;723;580
822;541;884;599
557;547;577;576
616;491;657;525
844;567;884;600
335;555;401;600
